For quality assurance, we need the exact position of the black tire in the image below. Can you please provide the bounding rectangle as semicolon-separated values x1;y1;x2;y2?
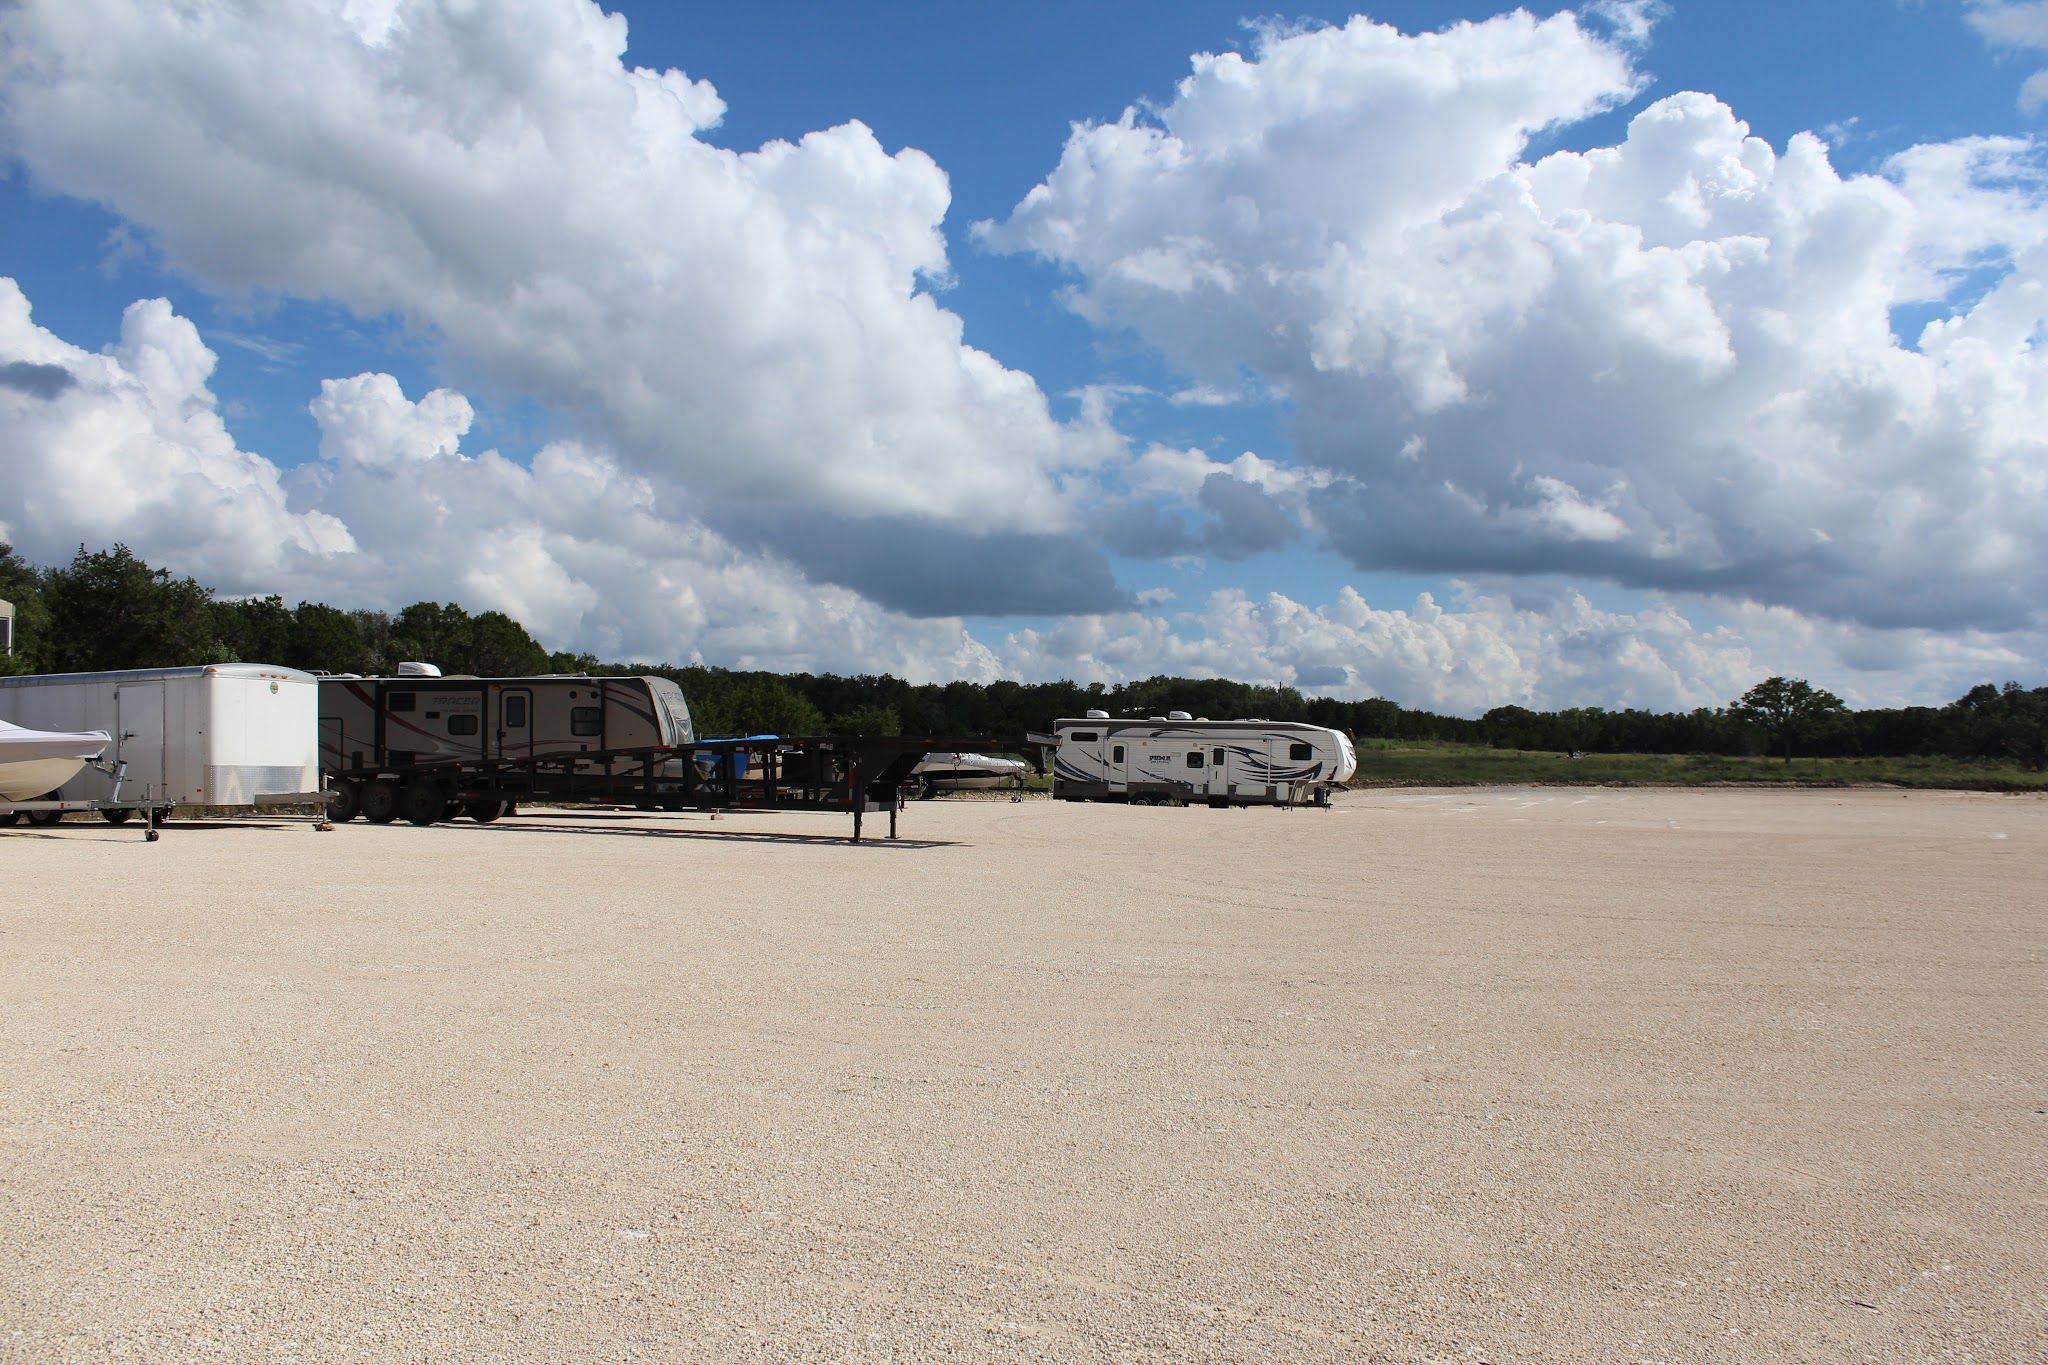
0;811;19;827
465;799;507;824
102;807;134;825
328;783;361;823
27;808;63;826
918;780;939;801
399;782;443;826
360;780;400;825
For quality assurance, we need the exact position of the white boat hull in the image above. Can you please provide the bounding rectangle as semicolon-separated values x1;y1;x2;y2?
912;752;1030;792
0;721;110;801
0;755;93;802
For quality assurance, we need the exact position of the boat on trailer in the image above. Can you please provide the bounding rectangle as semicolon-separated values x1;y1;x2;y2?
910;751;1031;798
0;720;109;801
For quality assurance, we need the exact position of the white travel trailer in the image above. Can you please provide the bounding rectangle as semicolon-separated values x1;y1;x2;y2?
319;673;692;772
0;664;322;807
1050;711;1356;807
318;673;694;822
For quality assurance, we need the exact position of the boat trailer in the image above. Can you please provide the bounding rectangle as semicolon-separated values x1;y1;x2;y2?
0;758;174;841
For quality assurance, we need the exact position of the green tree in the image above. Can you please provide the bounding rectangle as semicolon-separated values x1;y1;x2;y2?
467;610;552;676
385;601;473;673
828;703;901;736
0;543;55;674
724;678;825;737
349;609;392;670
1734;676;1847;764
42;544;227;672
214;594;295;664
1944;682;2048;769
287;602;372;673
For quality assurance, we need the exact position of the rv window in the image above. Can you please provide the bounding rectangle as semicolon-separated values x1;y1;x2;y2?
1186;751;1204;768
389;692;417;713
570;706;602;737
1069;731;1099;742
1213;747;1225;765
447;714;479;737
1289;742;1313;760
504;695;528;728
1111;745;1124;763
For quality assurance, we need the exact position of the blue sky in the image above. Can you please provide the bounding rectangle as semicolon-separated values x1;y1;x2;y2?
2;1;2045;711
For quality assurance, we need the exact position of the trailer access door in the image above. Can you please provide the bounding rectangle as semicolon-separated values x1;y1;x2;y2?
113;682;165;799
497;688;533;760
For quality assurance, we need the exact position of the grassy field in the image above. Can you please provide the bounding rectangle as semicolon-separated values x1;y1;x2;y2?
1347;738;2048;791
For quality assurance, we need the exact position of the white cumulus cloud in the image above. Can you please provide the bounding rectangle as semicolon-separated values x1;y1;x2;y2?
1966;1;2048;110
0;0;1126;615
0;278;1005;680
986;10;2048;639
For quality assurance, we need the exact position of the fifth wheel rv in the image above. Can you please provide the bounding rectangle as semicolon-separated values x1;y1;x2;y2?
1050;712;1356;807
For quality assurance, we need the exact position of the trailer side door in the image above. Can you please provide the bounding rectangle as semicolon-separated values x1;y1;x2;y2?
497;687;533;760
113;682;166;800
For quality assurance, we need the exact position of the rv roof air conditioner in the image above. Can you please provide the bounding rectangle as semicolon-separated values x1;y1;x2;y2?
1085;709;1109;720
396;661;442;677
1168;710;1192;720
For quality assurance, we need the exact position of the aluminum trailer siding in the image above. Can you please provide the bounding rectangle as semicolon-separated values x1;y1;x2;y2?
0;664;320;807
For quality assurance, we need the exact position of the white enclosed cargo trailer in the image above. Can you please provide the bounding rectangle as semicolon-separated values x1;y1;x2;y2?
0;664;321;806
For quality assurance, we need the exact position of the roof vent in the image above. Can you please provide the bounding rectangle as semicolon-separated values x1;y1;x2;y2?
1085;708;1109;719
1168;710;1193;721
396;661;442;677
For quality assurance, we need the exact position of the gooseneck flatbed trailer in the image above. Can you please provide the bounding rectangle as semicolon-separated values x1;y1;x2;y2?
323;733;1044;842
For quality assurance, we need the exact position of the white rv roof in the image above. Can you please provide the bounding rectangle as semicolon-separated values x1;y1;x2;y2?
0;663;317;686
1053;716;1329;731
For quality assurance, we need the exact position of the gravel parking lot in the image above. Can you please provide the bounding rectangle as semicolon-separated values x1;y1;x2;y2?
3;788;2043;1361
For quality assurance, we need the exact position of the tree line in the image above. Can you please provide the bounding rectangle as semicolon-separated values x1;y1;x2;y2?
3;542;2042;765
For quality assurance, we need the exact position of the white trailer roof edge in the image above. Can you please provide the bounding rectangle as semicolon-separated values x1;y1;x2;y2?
0;663;317;686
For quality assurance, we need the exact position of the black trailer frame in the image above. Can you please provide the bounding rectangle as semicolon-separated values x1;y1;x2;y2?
323;734;1045;841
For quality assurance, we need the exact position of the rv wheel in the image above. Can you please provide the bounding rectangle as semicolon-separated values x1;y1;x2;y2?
399;782;443;826
102;808;134;825
464;799;507;823
327;783;361;823
360;780;400;824
27;808;63;826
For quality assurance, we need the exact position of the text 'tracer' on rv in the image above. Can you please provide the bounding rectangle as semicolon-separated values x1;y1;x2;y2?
1049;711;1356;808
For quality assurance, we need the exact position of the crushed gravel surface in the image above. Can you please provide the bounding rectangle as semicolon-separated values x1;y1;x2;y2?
3;788;2044;1362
